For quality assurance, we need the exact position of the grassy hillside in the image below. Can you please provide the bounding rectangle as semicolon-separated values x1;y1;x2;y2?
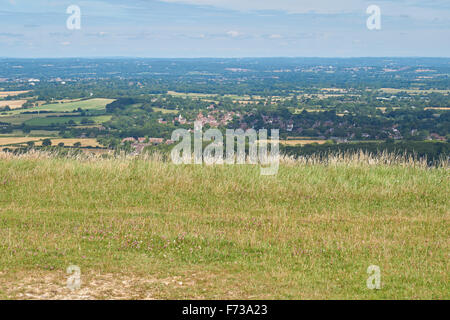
0;152;448;299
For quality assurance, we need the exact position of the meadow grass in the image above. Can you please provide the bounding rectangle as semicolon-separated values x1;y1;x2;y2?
0;151;448;299
3;98;114;115
0;113;76;125
33;98;114;112
24;115;111;126
152;107;179;114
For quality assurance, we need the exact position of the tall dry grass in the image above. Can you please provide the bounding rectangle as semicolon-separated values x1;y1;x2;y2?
0;148;448;299
0;149;447;168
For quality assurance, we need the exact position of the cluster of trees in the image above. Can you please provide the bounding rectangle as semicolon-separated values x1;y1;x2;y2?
103;99;181;139
232;106;449;140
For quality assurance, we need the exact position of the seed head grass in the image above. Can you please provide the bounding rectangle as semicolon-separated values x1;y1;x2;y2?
0;151;448;299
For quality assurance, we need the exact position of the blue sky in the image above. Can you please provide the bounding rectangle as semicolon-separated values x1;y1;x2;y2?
1;0;449;57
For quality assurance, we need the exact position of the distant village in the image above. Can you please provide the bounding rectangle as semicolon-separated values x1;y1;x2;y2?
122;105;241;153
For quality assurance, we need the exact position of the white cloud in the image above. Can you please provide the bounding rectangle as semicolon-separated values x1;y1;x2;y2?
269;34;282;39
226;30;241;37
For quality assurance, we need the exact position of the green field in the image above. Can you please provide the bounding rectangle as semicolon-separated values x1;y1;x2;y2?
4;98;114;115
24;115;111;126
152;107;178;114
0;113;77;125
380;88;450;95
0;153;448;299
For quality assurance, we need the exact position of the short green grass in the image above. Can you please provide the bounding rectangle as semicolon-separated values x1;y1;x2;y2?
152;107;179;114
4;98;114;115
0;153;448;299
0;113;76;125
1;130;60;137
24;115;111;126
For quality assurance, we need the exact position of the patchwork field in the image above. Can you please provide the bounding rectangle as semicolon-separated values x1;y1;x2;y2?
0;153;448;299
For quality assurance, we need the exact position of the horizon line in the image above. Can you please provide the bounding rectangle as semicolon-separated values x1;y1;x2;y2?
1;56;450;60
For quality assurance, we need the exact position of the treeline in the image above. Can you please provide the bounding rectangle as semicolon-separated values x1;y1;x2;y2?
282;141;449;164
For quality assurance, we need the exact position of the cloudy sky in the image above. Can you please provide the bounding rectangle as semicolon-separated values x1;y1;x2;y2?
1;0;449;57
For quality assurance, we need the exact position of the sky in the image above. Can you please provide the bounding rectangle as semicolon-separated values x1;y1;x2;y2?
0;0;449;58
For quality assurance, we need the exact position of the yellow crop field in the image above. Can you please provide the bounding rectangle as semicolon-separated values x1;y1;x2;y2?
0;137;102;147
0;100;26;109
380;88;450;94
321;88;348;92
0;137;46;146
424;107;450;110
0;90;30;97
35;138;102;147
281;139;327;146
258;139;327;146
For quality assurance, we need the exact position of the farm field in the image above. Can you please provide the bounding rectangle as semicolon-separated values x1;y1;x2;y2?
4;98;114;115
0;137;102;147
424;107;450;111
0;113;76;125
0;100;26;109
320;88;349;93
152;107;178;114
20;130;59;137
0;137;47;146
24;115;111;126
293;108;327;114
0;90;30;98
281;139;327;146
167;91;217;98
34;138;102;147
376;107;401;112
380;88;450;95
166;91;265;101
0;153;448;299
0;130;58;137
